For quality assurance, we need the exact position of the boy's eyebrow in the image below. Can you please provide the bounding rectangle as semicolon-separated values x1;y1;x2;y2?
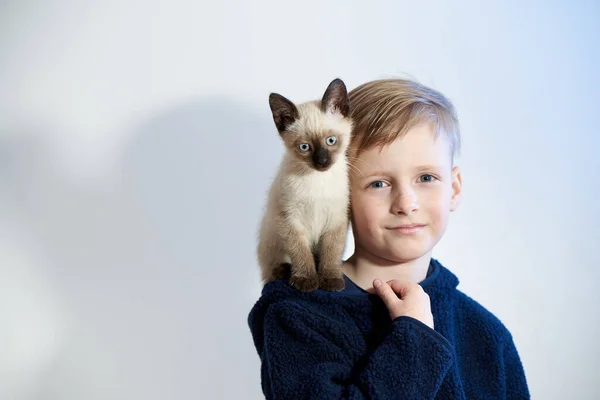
358;171;390;180
358;165;444;180
414;165;444;173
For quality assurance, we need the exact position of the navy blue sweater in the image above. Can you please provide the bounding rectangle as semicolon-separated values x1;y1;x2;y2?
247;259;530;399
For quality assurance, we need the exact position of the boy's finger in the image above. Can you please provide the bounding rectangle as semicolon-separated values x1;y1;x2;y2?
386;279;413;299
373;279;401;305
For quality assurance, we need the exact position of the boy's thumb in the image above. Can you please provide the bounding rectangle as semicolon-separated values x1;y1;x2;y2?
373;279;400;305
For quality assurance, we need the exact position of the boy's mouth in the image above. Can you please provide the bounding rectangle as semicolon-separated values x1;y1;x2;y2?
387;224;426;234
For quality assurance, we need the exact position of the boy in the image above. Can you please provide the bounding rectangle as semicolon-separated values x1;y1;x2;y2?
248;79;530;399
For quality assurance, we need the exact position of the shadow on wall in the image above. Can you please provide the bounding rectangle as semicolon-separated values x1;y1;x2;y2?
0;97;277;400
123;97;277;294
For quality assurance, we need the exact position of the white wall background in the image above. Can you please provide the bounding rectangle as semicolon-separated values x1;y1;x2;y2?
1;1;598;399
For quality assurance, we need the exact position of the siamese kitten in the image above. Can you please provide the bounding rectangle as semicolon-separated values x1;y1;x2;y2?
257;78;352;292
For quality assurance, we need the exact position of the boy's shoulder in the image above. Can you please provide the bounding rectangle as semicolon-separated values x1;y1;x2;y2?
248;279;369;326
247;279;369;355
432;258;515;343
452;286;515;344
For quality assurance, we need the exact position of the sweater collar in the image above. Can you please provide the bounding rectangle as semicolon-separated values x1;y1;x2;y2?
421;258;459;295
254;258;459;307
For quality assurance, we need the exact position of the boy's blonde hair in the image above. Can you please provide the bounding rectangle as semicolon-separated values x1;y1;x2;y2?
348;79;461;161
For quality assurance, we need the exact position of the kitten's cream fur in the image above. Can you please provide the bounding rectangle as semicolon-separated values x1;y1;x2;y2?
257;79;352;292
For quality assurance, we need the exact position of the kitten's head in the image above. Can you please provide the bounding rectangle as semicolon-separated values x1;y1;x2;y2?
268;78;353;172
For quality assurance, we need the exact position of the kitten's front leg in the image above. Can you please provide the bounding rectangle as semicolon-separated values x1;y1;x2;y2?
317;223;347;291
281;222;319;292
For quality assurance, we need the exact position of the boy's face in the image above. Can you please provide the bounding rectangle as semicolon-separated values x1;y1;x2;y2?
350;123;462;264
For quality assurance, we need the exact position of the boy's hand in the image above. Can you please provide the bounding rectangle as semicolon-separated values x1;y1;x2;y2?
373;279;435;330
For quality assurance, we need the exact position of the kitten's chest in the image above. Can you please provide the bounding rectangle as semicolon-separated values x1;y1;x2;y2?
283;163;349;229
299;173;346;199
286;165;348;203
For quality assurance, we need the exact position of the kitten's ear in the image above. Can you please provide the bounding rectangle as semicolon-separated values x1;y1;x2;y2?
320;78;350;117
269;93;299;132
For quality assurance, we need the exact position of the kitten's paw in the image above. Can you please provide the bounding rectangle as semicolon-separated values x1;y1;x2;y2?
319;276;345;292
290;274;319;292
318;269;345;292
272;263;290;280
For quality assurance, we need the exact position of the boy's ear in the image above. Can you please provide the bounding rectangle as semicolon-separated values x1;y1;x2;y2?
450;166;462;212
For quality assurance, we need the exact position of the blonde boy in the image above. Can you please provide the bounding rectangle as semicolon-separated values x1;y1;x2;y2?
249;79;530;399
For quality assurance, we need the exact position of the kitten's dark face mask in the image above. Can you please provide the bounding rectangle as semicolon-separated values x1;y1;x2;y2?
291;132;345;172
312;145;330;170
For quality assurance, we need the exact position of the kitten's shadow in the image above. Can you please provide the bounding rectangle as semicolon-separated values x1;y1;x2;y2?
120;96;281;395
0;94;350;398
123;97;278;284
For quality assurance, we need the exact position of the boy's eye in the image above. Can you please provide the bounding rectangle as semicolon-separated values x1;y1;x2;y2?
369;181;389;189
419;174;436;183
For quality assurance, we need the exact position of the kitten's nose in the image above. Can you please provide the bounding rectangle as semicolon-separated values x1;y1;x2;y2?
313;146;329;168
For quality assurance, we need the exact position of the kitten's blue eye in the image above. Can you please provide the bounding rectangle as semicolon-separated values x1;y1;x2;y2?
326;136;337;146
419;174;435;182
370;181;388;189
298;143;310;152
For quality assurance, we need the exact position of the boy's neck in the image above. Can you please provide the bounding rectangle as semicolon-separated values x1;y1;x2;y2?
341;249;433;291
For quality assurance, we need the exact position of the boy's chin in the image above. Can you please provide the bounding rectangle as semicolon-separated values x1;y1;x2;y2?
382;245;433;264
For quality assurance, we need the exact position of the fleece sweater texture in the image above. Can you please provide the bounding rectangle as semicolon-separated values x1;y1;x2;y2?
247;258;530;399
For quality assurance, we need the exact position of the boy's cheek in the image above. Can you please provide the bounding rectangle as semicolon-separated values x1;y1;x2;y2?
351;196;380;221
421;192;452;210
350;197;375;224
349;191;367;212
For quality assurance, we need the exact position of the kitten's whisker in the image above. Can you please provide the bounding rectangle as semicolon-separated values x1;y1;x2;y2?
346;156;369;169
346;164;361;176
290;162;310;176
347;156;373;176
345;160;363;176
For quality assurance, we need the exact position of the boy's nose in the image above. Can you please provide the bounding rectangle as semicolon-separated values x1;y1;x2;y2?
391;190;419;216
